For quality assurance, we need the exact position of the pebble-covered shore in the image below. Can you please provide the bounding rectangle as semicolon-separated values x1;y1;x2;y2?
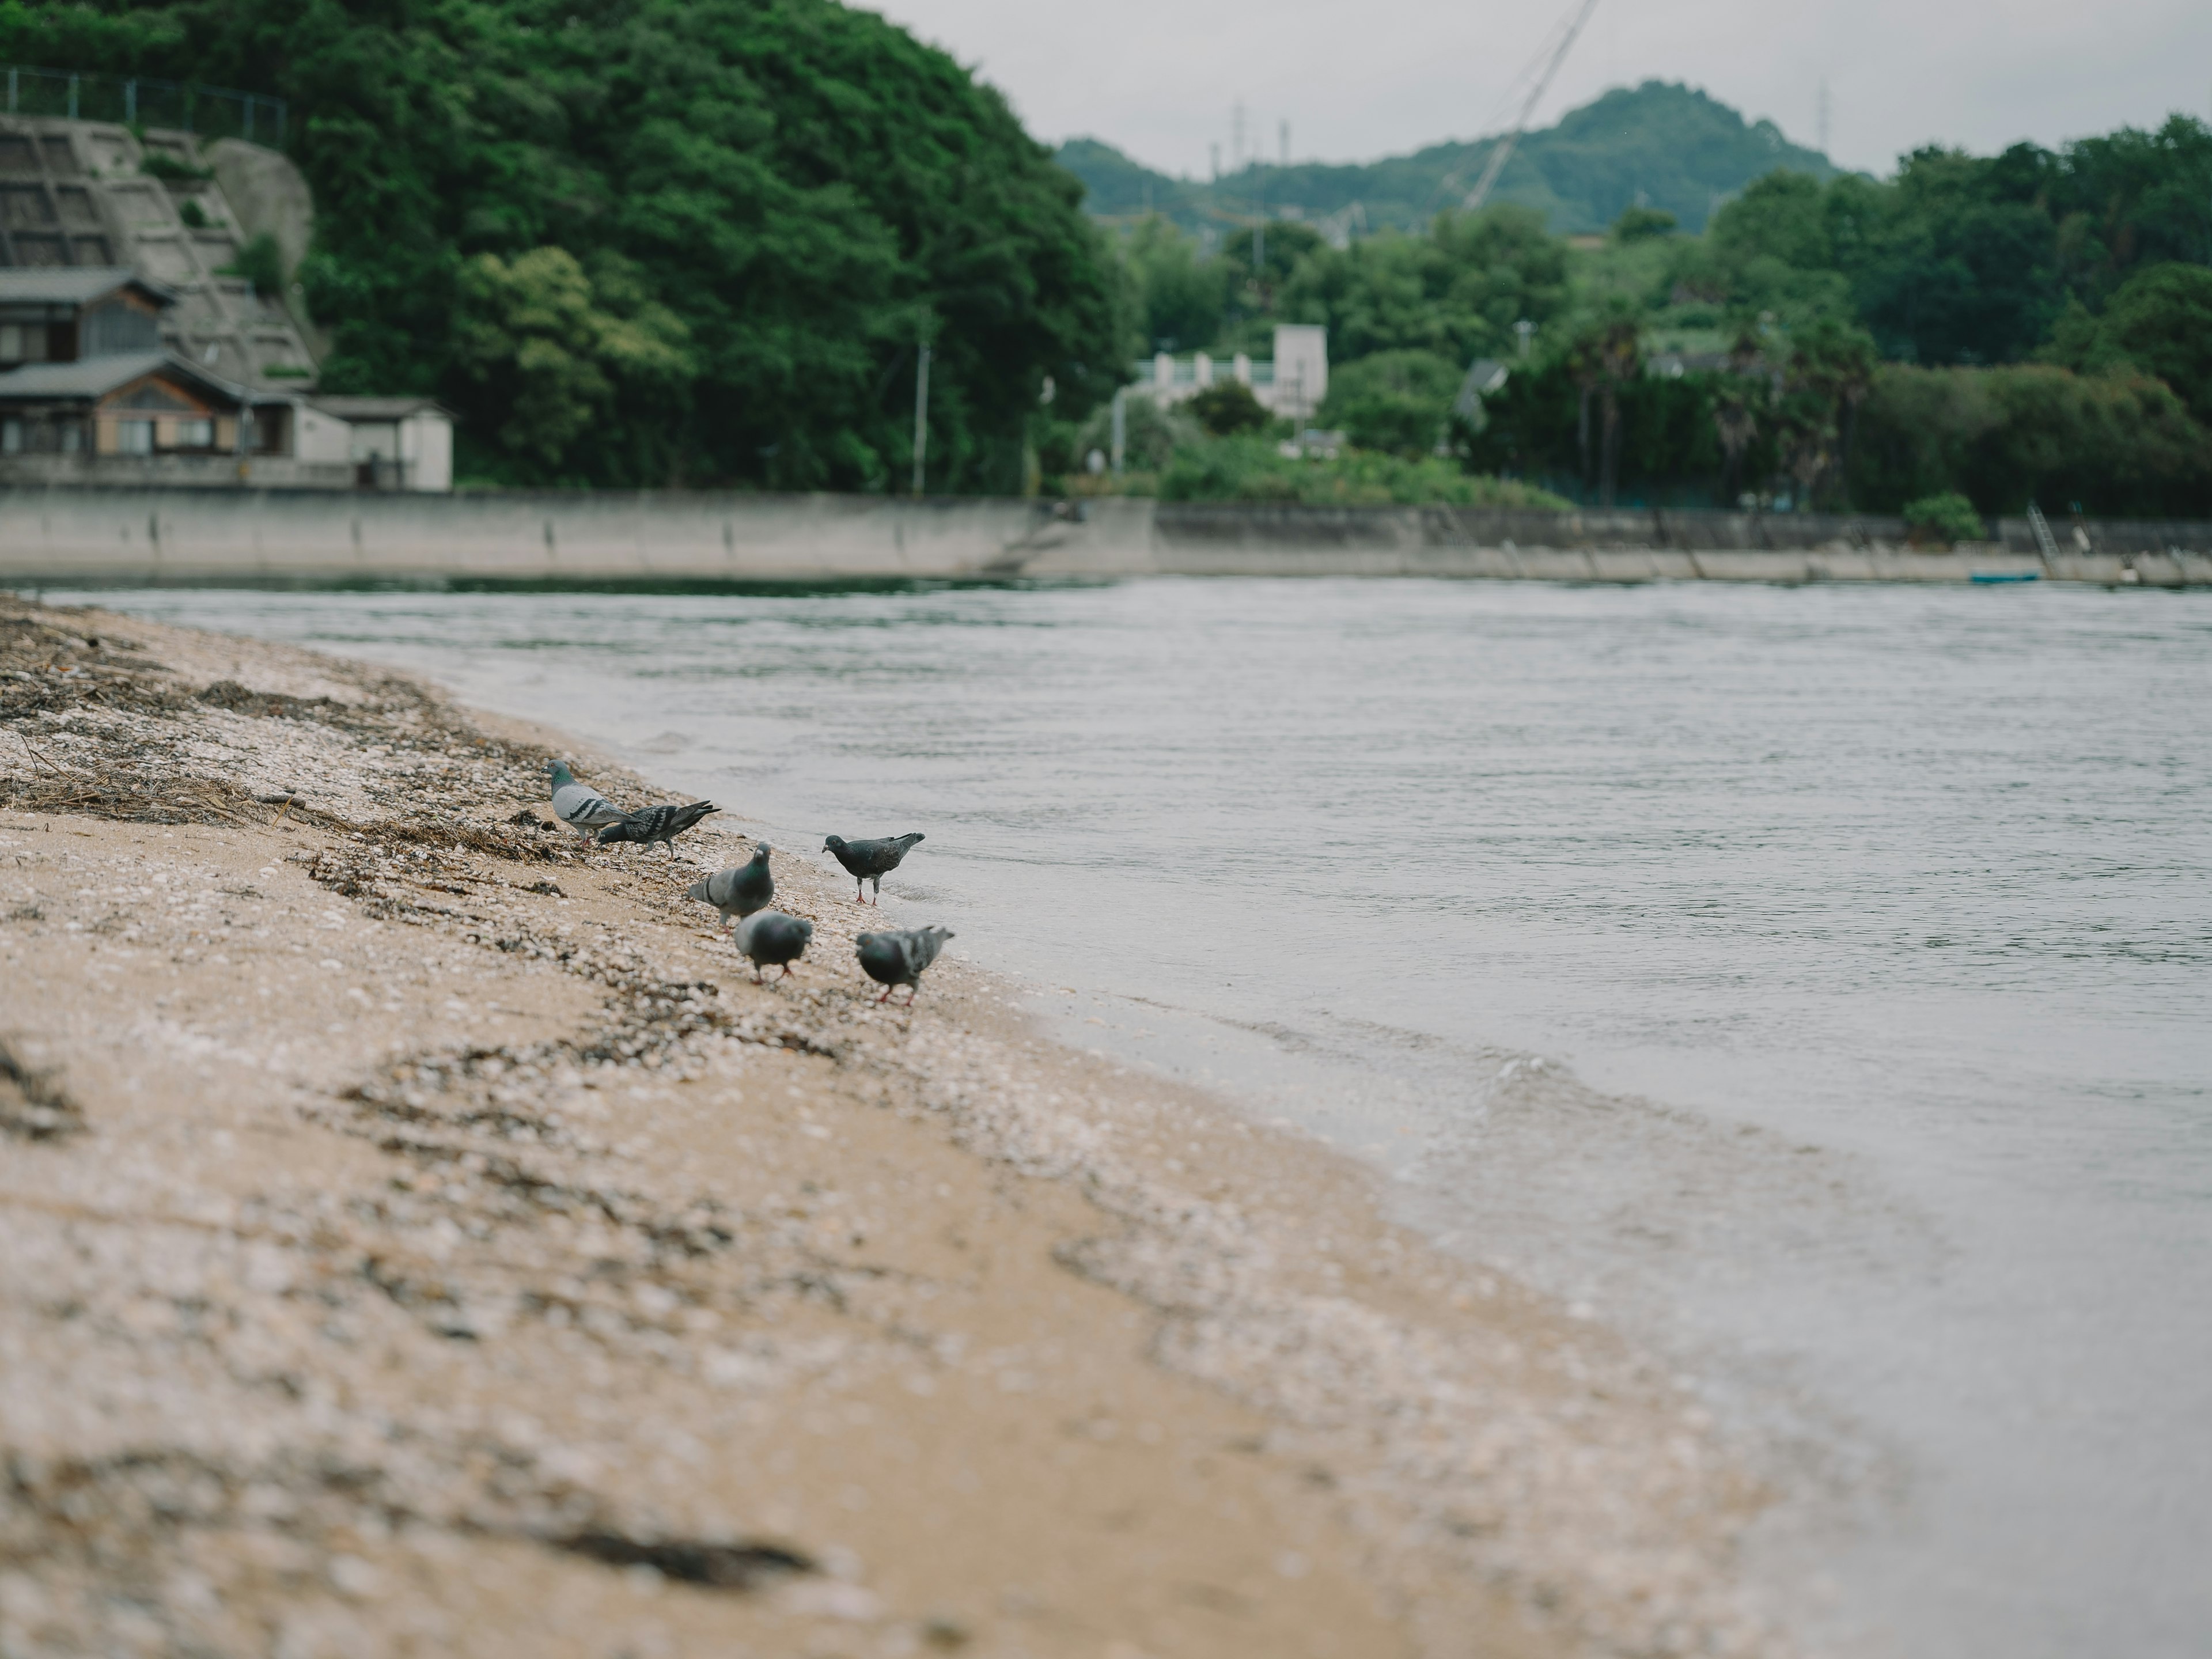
0;594;1789;1658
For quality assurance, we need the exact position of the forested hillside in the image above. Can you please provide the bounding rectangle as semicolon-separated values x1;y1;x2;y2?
1059;82;1839;239
1091;112;2212;518
0;0;1126;490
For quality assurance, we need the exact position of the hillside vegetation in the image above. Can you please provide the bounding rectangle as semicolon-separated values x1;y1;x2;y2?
1103;111;2212;517
1059;82;1838;239
0;0;1127;490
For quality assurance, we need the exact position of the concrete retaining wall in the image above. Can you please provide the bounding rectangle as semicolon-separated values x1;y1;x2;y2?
3;486;2208;586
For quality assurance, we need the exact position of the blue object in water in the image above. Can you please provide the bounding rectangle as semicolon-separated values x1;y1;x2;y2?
1969;571;2041;584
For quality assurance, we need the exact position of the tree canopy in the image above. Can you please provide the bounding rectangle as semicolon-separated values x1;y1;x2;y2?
0;0;1127;489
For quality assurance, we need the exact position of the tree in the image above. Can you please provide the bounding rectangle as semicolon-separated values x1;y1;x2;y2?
453;247;694;474
1612;205;1678;241
2043;263;2212;425
1316;349;1461;454
1120;215;1226;352
1185;381;1271;437
4;0;1127;491
1710;328;1767;504
1563;308;1643;505
1775;317;1876;506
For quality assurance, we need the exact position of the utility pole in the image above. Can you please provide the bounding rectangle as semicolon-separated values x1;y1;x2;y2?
1110;388;1126;475
1817;79;1831;156
1279;119;1289;168
1232;100;1245;172
911;341;930;497
1255;168;1265;285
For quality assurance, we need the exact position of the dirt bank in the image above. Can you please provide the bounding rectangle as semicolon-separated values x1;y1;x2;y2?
0;593;1782;1658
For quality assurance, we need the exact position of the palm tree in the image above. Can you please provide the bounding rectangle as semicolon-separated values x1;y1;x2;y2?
1565;306;1644;505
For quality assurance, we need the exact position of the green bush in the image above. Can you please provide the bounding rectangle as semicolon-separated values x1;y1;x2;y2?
1612;205;1679;241
1850;362;2212;516
1185;381;1271;437
177;198;208;229
217;232;285;298
1316;349;1463;456
1157;435;1570;507
1902;491;1986;546
1069;394;1202;472
138;151;212;183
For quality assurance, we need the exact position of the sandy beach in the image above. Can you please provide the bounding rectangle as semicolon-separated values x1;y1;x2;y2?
1;592;1781;1659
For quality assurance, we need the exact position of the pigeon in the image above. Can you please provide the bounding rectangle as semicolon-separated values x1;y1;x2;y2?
823;832;925;904
688;843;775;926
597;800;720;853
855;925;953;1005
546;759;627;836
733;909;813;982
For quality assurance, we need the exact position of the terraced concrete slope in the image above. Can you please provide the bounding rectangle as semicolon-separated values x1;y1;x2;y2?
0;116;318;389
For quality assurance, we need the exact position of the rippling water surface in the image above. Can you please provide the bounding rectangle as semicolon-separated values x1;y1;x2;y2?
69;577;2212;1658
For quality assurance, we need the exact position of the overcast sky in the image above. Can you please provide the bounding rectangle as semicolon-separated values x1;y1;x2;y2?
871;0;2212;179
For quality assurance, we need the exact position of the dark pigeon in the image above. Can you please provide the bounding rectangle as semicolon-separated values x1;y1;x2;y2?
733;910;813;982
822;832;925;904
687;843;775;926
855;925;953;1005
546;759;627;836
597;800;719;853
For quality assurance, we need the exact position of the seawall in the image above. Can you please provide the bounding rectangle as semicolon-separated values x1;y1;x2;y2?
3;487;2208;586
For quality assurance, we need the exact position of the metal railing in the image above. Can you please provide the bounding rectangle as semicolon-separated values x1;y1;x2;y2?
2;64;285;149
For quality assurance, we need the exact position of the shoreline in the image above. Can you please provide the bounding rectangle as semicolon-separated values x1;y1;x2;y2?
1;593;1786;1657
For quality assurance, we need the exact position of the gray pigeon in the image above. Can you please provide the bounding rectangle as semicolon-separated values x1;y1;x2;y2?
688;843;775;925
855;925;953;1005
823;832;925;904
597;800;719;853
733;909;813;982
546;759;627;836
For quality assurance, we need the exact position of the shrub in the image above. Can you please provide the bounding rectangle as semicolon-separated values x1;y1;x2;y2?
1612;205;1679;241
1902;491;1985;547
1316;349;1464;456
138;151;212;183
1069;393;1203;472
218;233;286;299
1157;435;1570;507
1851;362;2212;515
1185;380;1271;437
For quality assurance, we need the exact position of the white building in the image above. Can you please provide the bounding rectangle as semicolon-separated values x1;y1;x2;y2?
300;396;453;492
1130;323;1328;423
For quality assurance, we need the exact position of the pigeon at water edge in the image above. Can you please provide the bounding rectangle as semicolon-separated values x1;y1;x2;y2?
855;925;954;1005
822;832;925;904
687;843;775;926
597;800;720;854
545;759;628;836
733;909;813;982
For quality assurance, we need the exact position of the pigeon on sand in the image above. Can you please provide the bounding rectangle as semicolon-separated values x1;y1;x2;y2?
688;843;775;926
855;925;953;1005
545;759;627;836
598;800;719;853
823;832;925;904
733;910;813;982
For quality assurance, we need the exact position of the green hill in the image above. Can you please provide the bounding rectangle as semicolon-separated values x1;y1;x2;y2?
1058;81;1840;238
0;0;1122;493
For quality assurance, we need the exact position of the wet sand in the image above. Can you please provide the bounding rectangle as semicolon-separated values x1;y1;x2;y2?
0;594;1782;1658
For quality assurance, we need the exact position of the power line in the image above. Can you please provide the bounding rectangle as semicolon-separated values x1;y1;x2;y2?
1463;0;1602;213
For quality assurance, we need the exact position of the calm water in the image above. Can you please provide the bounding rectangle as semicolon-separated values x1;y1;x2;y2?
62;578;2212;1657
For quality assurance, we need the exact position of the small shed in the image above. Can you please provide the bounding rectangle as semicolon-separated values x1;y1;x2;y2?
306;395;454;491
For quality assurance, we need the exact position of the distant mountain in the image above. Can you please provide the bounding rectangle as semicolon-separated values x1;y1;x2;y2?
1056;81;1840;240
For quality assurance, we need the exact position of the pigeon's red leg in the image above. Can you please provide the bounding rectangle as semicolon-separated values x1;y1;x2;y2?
877;986;893;1003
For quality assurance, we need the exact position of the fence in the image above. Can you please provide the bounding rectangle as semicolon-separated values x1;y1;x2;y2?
2;65;285;149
